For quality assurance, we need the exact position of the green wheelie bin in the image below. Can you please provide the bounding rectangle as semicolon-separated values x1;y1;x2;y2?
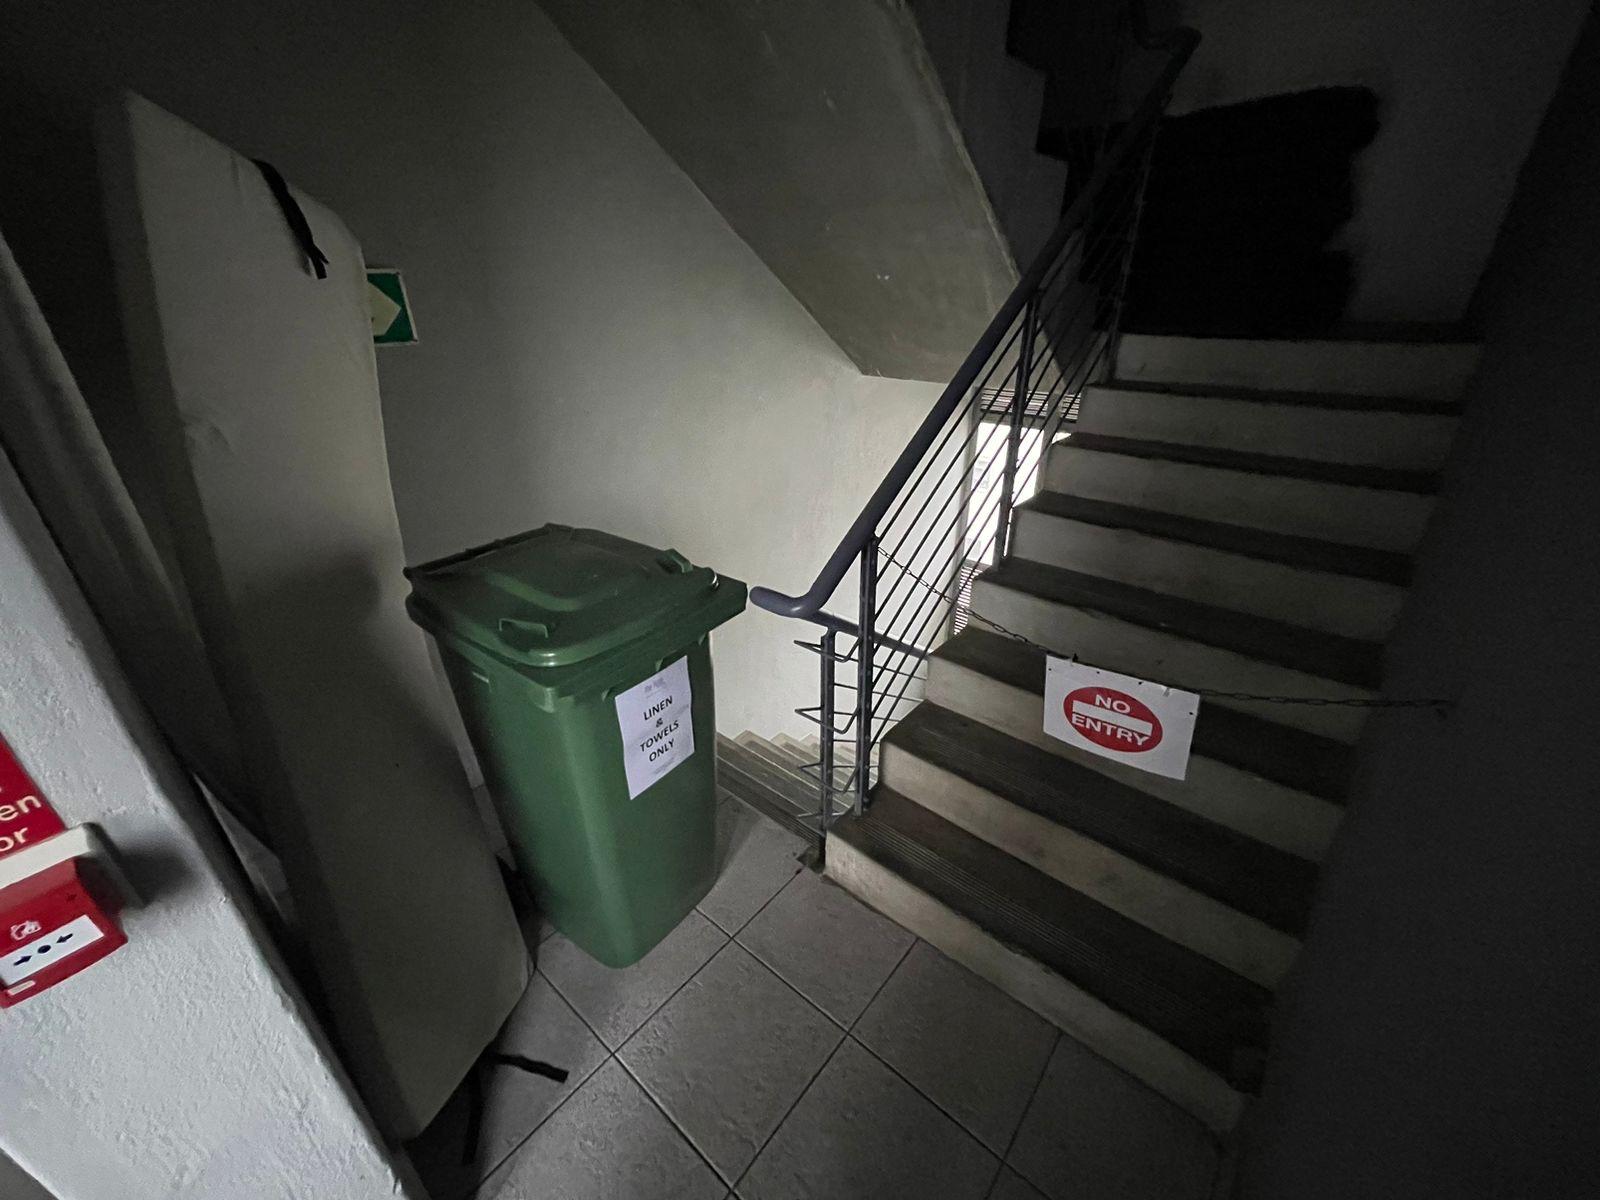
404;524;746;967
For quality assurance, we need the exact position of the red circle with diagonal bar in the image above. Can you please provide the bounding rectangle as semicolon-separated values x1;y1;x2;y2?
1063;686;1164;753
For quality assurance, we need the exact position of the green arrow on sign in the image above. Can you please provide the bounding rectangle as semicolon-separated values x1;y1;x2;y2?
367;268;417;344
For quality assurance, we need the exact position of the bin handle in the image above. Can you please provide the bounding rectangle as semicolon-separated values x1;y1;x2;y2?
602;654;676;702
656;549;692;575
497;616;551;650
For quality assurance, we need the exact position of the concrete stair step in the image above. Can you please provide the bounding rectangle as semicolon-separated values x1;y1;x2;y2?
1011;491;1408;641
1076;383;1457;470
1114;333;1480;400
1057;432;1439;494
970;561;1377;742
978;557;1383;687
928;630;1345;860
827;789;1264;1133
1015;491;1411;584
1043;435;1435;552
881;703;1307;986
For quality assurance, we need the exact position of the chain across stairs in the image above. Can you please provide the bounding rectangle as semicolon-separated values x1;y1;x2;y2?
878;549;1453;714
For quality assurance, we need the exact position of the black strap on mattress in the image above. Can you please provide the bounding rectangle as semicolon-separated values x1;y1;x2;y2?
251;159;329;280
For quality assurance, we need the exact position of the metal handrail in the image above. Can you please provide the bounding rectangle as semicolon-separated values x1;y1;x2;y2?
752;10;1199;843
749;21;1198;626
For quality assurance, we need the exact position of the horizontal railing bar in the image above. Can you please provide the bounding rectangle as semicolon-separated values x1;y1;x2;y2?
786;609;928;660
871;326;1123;647
875;320;1119;655
794;711;853;736
867;325;1126;731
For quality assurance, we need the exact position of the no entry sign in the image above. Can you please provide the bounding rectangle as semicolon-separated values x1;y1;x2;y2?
1043;658;1199;780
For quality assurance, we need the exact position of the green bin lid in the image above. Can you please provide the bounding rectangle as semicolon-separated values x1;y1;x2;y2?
404;524;744;671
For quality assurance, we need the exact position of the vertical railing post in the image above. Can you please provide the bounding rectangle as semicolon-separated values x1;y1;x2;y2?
817;627;837;848
854;539;877;814
993;293;1039;563
1103;116;1162;383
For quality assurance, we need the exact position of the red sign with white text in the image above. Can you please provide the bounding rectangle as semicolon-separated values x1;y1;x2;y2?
1063;685;1165;753
0;737;66;860
1043;658;1199;780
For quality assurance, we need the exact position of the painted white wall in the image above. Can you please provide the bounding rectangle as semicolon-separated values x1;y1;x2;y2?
0;0;940;741
0;447;412;1198
1172;0;1589;324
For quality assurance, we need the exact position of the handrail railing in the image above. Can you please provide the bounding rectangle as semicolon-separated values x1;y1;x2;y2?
752;9;1199;845
750;22;1198;624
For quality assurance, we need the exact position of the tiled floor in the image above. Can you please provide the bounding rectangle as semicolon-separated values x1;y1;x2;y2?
412;796;1220;1200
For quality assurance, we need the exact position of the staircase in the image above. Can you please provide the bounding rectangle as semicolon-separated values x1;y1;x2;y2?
817;332;1477;1133
735;7;1482;1143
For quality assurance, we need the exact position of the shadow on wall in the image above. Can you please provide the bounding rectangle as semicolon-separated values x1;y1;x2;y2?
0;83;179;567
1239;11;1600;1196
1123;86;1380;337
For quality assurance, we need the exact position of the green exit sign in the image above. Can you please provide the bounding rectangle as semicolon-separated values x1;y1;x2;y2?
366;268;417;344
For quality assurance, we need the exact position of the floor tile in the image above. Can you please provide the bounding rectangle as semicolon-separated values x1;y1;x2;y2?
478;1059;723;1200
988;1167;1048;1200
736;869;914;1026
854;941;1057;1154
1007;1037;1217;1200
541;911;728;1048
739;1039;997;1200
699;800;806;934
405;974;609;1198
621;942;842;1184
477;974;610;1172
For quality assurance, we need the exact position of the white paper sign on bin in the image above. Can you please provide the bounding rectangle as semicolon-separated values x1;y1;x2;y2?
1043;657;1199;780
615;657;695;799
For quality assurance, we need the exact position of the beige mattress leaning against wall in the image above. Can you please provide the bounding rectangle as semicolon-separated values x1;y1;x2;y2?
96;91;528;1138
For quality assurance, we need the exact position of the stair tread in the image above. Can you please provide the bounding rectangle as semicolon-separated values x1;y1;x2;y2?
1098;379;1461;416
934;628;1352;802
833;789;1270;1088
886;703;1316;933
1062;431;1440;494
977;557;1384;688
1020;491;1413;587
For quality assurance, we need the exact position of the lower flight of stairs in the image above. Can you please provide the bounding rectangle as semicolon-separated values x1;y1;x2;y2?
715;732;826;849
815;333;1477;1134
